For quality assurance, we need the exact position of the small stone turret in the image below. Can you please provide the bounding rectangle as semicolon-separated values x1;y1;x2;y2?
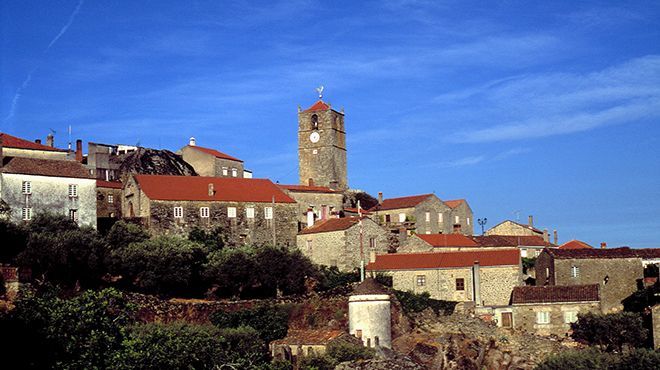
349;278;391;348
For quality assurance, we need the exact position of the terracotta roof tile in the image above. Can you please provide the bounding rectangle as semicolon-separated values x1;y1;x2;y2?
96;179;122;189
343;207;372;215
558;240;593;250
188;145;242;162
271;329;345;345
370;194;434;211
0;132;66;152
632;248;660;259
367;249;520;271
278;184;338;193
1;157;90;179
473;235;554;247
545;247;646;259
134;174;295;203
444;199;466;209
304;100;331;112
511;284;600;304
351;278;389;295
417;233;479;248
299;217;362;235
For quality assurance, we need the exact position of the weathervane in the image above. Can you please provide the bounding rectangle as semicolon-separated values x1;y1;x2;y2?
316;85;324;99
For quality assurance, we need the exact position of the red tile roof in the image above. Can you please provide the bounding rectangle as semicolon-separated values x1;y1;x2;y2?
271;329;345;345
0;132;66;152
473;235;554;247
299;217;362;235
545;247;643;259
343;207;372;215
188;145;242;162
367;249;520;271
444;199;466;209
558;240;593;250
304;100;331;112
134;175;295;203
278;184;338;193
370;194;434;211
417;233;479;248
632;248;660;259
511;284;600;304
351;278;389;295
96;180;123;189
1;157;90;179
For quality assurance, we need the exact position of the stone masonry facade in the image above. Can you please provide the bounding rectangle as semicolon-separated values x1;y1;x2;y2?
511;301;601;336
180;145;244;178
282;190;344;229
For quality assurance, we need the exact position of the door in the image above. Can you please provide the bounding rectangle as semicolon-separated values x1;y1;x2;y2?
501;312;513;328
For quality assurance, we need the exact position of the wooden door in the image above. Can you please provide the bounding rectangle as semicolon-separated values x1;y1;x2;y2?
501;312;513;328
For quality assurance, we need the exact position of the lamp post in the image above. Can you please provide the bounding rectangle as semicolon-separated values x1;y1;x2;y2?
478;218;487;235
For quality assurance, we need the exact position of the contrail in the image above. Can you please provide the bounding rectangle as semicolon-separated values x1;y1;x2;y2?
3;0;85;125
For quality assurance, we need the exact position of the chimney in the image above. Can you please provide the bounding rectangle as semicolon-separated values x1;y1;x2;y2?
308;178;315;186
378;192;383;204
307;209;315;228
472;261;481;306
75;139;83;162
35;139;42;144
46;133;54;147
528;215;534;227
208;183;215;196
600;242;607;249
189;137;196;146
543;229;549;242
553;230;558;245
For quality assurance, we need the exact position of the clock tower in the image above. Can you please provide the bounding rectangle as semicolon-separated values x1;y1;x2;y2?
298;96;348;190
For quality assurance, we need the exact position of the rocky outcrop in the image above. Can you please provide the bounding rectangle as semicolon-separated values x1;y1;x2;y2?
115;147;196;179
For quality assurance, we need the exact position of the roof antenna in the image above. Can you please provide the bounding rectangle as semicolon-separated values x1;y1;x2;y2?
316;85;324;99
67;125;72;151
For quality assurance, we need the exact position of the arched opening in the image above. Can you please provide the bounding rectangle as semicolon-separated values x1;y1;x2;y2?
128;201;134;217
311;114;318;129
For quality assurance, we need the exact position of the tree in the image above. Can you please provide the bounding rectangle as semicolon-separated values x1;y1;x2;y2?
253;245;319;296
571;312;648;351
188;226;225;252
317;265;360;291
326;339;374;363
0;218;27;263
110;236;206;296
210;303;289;343
204;247;257;298
106;221;150;250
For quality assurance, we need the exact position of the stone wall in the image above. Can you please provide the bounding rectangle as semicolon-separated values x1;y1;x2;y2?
449;201;474;235
2;147;68;160
486;221;540;237
283;190;344;227
653;304;660;349
535;251;555;285
511;301;600;336
180;146;244;178
97;187;122;218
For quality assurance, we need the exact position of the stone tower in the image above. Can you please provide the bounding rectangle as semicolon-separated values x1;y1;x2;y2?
298;99;347;190
348;278;392;348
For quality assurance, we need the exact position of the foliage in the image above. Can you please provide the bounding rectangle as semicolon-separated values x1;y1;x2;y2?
571;312;648;351
299;354;336;370
394;290;457;316
623;281;659;313
210;303;289;343
317;265;360;291
252;245;318;296
204;247;257;298
0;288;133;369
535;348;660;370
110;236;207;296
521;257;536;274
28;212;79;234
374;273;393;287
106;220;150;250
326;339;374;363
0;272;5;297
188;226;225;251
0;218;27;263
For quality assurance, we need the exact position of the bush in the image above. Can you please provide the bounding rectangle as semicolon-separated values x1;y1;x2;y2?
317;265;360;291
535;348;660;370
204;247;257;298
571;312;648;351
374;273;393;287
210;303;289;343
394;290;457;315
326;340;374;363
188;226;225;251
106;221;150;250
0;218;27;263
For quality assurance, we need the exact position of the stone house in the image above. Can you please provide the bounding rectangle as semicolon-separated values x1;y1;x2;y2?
369;193;473;236
96;180;122;219
486;217;557;244
297;217;389;271
278;184;344;231
270;329;362;363
122;174;298;247
509;284;601;336
367;249;521;306
535;247;646;313
472;235;556;258
444;199;474;235
0;132;68;160
179;138;246;178
85;142;137;181
0;156;97;228
399;233;483;253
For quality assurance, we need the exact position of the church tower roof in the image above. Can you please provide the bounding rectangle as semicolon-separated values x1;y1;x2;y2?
304;100;330;112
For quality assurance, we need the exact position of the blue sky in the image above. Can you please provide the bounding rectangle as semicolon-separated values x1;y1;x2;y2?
2;1;659;247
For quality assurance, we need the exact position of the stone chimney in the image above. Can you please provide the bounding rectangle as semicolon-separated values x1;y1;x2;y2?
472;261;481;306
307;209;315;227
46;133;54;147
35;139;42;144
308;178;315;187
553;230;558;245
208;183;215;196
378;192;383;204
528;215;534;227
189;137;196;146
75;139;83;162
543;229;549;242
600;242;607;249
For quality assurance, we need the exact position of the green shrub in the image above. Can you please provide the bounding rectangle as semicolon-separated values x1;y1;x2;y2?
393;290;457;315
210;303;289;343
326;340;374;363
317;265;360;291
535;348;660;370
571;312;648;351
374;273;393;287
188;226;225;252
106;221;150;250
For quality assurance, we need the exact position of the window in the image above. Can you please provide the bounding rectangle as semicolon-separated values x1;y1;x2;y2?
536;311;550;324
200;207;210;218
467;217;470;225
454;215;460;224
385;214;391;223
231;168;238;177
264;206;273;220
68;184;78;198
355;329;362;338
306;239;312;252
416;275;426;286
22;207;32;221
246;207;255;218
398;213;406;223
571;265;580;278
425;231;431;234
425;212;430;222
222;167;228;176
174;207;183;218
438;213;443;224
108;195;114;203
22;181;31;194
69;209;78;223
455;278;465;291
369;237;376;249
311;114;318;129
227;207;237;218
564;311;578;323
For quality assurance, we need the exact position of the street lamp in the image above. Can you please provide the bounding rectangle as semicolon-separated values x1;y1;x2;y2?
478;218;487;235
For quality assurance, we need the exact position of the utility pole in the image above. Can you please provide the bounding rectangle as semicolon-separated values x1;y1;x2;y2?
358;200;365;282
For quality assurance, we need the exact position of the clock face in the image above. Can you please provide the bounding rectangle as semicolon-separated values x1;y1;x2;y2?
310;132;320;143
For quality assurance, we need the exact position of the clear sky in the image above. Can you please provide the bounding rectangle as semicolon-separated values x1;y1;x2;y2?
2;1;659;248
